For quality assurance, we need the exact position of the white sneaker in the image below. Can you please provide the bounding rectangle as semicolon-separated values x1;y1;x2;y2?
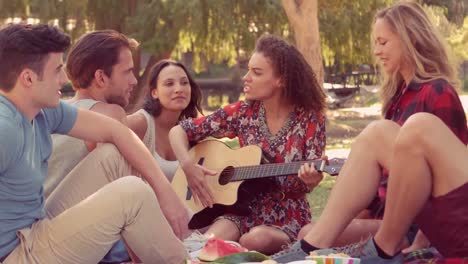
183;231;210;253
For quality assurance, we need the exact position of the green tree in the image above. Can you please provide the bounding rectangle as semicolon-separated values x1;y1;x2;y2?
0;0;29;19
318;0;395;74
125;0;192;109
126;0;289;109
421;0;466;27
3;0;465;106
447;17;468;61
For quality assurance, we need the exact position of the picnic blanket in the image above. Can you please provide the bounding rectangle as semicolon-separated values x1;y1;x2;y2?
117;247;468;263
405;248;467;264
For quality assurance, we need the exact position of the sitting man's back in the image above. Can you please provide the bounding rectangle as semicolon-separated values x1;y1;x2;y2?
45;30;138;198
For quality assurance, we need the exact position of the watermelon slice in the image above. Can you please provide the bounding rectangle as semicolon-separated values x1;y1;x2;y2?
197;238;247;261
184;260;202;264
211;251;270;263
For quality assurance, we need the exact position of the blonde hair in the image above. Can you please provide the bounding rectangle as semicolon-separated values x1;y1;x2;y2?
373;1;459;114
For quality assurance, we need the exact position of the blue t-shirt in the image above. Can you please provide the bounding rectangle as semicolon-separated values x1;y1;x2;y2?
0;95;78;258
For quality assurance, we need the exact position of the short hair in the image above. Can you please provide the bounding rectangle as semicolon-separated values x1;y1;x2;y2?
254;35;326;113
66;30;139;89
143;60;203;119
0;24;70;92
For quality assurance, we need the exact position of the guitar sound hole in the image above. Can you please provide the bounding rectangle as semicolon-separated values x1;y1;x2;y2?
219;166;234;185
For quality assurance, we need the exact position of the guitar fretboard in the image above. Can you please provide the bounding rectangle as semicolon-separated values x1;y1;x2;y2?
230;160;321;181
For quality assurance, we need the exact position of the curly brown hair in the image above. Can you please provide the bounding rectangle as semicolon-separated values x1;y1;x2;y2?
254;35;326;113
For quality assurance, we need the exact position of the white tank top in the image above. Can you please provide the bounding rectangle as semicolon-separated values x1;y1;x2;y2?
136;109;179;182
44;99;99;198
136;110;194;218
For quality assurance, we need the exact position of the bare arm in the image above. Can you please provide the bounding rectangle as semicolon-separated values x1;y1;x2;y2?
83;103;127;151
169;125;216;207
68;109;162;189
168;125;192;167
126;112;148;141
90;102;128;125
68;109;189;238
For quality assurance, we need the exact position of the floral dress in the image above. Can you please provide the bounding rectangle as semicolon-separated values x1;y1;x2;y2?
179;100;326;240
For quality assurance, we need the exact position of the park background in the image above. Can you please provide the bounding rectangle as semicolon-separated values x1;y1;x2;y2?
1;0;467;217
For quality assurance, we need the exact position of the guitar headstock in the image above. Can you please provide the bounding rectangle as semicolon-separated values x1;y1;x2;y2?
316;158;346;176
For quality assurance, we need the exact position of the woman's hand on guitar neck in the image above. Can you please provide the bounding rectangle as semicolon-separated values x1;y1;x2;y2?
182;162;217;208
298;156;327;190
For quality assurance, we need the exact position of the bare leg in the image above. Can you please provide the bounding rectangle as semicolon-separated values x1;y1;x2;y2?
375;113;468;255
205;219;241;241
239;226;290;254
299;219;411;249
299;219;380;246
303;120;400;247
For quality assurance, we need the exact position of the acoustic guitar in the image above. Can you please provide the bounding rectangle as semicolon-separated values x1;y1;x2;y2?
171;140;345;229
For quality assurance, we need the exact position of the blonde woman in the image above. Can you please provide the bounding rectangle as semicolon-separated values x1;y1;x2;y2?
275;2;467;263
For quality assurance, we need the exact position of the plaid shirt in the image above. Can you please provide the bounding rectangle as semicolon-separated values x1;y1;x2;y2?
368;78;468;218
405;247;467;263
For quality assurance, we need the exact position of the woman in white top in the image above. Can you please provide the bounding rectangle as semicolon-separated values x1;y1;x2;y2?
127;60;203;182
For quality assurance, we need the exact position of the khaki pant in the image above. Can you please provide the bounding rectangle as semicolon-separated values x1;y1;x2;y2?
3;144;187;264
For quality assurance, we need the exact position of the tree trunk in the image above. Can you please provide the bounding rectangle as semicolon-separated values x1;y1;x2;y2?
126;50;172;113
422;0;466;27
132;46;141;84
282;0;324;87
450;0;465;27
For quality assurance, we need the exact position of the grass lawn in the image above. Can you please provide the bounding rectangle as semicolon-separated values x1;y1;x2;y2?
307;174;335;218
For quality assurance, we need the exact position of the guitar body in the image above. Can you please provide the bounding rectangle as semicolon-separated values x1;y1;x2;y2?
171;140;345;229
171;140;262;229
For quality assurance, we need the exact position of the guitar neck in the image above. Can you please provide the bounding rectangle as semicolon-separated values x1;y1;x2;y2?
231;160;319;181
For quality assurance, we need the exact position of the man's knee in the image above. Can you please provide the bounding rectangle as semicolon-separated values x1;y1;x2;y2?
86;143;131;180
91;143;122;160
113;176;155;203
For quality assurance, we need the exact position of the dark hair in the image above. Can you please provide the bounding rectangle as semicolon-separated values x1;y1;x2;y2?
254;35;326;113
66;30;138;89
143;60;203;119
0;24;70;92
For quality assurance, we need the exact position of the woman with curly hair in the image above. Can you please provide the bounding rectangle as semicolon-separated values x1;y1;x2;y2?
169;34;327;254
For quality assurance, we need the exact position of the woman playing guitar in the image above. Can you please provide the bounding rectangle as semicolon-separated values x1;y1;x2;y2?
169;35;327;254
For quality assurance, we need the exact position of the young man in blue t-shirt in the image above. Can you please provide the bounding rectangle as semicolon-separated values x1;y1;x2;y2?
0;24;188;264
